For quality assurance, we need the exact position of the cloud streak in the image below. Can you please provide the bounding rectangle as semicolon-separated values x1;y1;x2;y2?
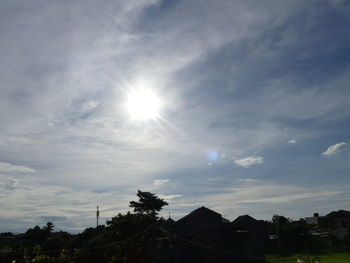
153;179;169;186
322;142;347;156
163;180;349;221
234;156;264;168
159;194;182;201
0;162;35;173
0;0;349;232
288;139;296;144
0;177;18;190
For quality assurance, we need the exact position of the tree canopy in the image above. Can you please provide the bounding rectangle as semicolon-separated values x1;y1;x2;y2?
129;190;168;218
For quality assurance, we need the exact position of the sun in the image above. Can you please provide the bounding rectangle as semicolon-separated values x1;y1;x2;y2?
126;89;162;121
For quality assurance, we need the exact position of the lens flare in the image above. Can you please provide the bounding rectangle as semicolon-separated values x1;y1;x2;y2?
209;151;219;162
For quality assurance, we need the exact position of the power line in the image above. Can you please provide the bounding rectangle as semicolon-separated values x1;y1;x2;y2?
96;205;100;228
1;225;264;261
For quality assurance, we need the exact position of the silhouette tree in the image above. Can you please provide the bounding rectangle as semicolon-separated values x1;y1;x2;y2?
129;190;168;219
105;191;168;262
43;221;54;234
271;214;312;253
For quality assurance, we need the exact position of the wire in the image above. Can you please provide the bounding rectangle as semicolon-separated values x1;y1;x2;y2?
1;224;265;261
42;223;155;254
78;223;155;252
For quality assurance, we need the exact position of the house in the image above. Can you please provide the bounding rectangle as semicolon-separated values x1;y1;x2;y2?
305;213;319;226
326;210;350;228
159;207;266;263
231;215;269;252
304;210;350;240
325;210;350;239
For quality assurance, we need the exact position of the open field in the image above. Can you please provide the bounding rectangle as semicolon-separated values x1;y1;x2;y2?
266;252;350;263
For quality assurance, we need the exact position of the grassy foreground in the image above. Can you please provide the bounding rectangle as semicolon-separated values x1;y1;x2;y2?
266;252;350;263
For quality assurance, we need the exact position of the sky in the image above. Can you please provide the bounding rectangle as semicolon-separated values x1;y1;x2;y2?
0;0;350;233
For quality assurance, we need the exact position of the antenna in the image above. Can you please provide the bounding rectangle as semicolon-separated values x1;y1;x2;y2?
96;205;100;227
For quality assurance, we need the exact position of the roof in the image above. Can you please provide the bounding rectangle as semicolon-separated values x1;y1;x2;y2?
231;215;269;241
176;206;221;222
165;217;175;224
174;206;222;229
326;210;350;218
232;215;257;228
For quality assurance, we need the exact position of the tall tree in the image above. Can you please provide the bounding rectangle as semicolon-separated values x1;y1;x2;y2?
129;190;168;218
43;221;54;233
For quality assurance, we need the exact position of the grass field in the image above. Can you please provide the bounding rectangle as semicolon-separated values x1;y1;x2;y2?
266;252;350;263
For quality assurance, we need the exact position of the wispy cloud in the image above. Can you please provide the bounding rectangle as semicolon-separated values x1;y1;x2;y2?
288;139;296;144
237;179;259;183
0;162;35;173
0;177;18;190
0;0;350;232
322;142;347;156
234;156;264;168
164;181;349;221
153;179;169;186
159;194;182;201
0;181;134;232
240;191;344;204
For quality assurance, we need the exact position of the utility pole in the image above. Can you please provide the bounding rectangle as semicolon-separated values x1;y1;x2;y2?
96;205;100;227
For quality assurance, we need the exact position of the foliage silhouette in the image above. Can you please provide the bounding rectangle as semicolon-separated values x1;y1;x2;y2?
1;192;350;262
129;190;168;218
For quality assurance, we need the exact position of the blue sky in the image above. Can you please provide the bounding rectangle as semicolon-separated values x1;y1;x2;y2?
0;0;349;233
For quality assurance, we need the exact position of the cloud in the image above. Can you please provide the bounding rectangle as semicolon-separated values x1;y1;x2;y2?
153;179;169;186
322;142;348;156
0;181;134;232
164;180;349;221
66;100;101;122
239;190;344;204
237;179;259;183
0;177;18;190
0;0;350;232
288;139;296;144
0;162;35;173
159;194;182;200
39;216;67;223
234;156;264;168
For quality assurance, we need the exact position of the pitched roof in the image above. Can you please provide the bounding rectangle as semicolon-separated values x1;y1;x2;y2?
165;217;175;224
326;210;350;218
232;215;257;227
174;206;222;228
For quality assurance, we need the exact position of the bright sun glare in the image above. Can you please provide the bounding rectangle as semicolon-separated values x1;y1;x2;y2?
126;89;162;121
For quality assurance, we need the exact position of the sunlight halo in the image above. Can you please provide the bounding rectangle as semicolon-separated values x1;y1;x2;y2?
126;89;162;121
